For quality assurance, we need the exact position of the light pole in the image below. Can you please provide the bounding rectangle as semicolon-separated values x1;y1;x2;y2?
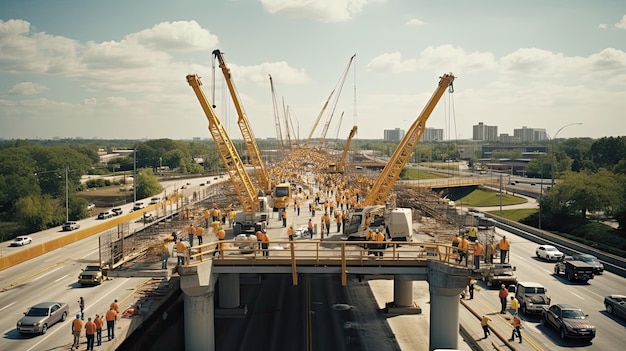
550;122;582;187
65;167;69;223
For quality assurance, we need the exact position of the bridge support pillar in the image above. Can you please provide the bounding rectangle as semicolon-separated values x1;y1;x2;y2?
179;261;216;351
393;278;413;307
427;261;469;351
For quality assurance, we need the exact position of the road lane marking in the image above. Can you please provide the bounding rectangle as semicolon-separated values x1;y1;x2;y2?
30;267;62;282
570;291;584;299
0;302;15;312
54;274;69;283
80;248;100;259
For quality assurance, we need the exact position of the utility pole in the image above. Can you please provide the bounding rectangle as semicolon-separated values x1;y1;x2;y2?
65;167;69;223
133;149;137;203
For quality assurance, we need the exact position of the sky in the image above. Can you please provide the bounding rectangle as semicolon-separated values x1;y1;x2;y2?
0;0;625;142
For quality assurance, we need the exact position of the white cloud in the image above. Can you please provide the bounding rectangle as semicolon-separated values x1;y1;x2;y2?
126;20;218;51
406;18;425;26
260;0;370;22
9;82;48;95
366;52;418;73
615;14;626;29
599;23;607;29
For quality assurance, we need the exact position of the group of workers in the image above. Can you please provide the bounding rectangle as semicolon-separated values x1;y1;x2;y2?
452;231;511;269
71;299;119;349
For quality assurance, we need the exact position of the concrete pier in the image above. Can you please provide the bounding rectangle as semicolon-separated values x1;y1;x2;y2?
179;261;216;351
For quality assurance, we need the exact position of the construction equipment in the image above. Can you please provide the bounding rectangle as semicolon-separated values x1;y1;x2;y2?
305;54;356;147
269;74;286;151
212;49;272;195
328;125;357;173
344;73;455;240
186;74;270;235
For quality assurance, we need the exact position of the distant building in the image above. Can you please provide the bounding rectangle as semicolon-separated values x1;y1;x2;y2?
513;126;547;142
472;122;498;141
384;128;405;142
422;128;444;142
498;133;522;143
480;145;547;159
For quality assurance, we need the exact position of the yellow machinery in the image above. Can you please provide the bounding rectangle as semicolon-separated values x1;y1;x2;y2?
363;72;455;206
328;125;358;173
272;182;291;212
212;49;272;195
187;74;269;234
345;73;455;240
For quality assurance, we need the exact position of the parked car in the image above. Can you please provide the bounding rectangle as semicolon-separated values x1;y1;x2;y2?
97;211;114;219
62;221;80;231
87;203;96;211
536;245;564;261
604;294;626;319
541;304;596;341
78;265;104;286
572;253;604;274
150;197;161;205
111;207;123;216
132;202;145;211
10;236;33;246
16;302;69;334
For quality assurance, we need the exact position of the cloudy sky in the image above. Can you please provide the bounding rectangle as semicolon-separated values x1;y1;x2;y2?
1;0;625;142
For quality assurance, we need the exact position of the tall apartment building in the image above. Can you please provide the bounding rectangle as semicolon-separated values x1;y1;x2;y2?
513;126;547;142
421;127;444;142
384;128;405;142
472;122;498;141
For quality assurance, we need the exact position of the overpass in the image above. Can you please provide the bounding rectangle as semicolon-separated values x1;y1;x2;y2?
176;239;473;351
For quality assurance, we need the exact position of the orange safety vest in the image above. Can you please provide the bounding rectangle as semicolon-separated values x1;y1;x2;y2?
499;238;510;250
94;316;104;330
85;321;96;335
105;309;117;321
195;226;203;237
217;229;226;240
176;241;186;253
110;301;119;312
474;243;484;255
72;318;83;332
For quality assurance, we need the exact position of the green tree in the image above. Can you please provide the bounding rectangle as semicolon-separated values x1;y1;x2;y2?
590;136;626;168
135;169;163;199
14;195;61;232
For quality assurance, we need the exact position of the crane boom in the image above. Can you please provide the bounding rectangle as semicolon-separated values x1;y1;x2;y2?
337;125;358;173
212;49;272;194
363;73;455;206
269;74;285;151
186;74;259;214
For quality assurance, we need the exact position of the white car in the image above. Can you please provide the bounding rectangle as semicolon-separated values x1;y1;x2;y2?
536;245;564;261
10;236;33;246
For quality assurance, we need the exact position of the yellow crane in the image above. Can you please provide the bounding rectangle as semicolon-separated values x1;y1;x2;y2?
212;49;272;195
327;125;357;173
363;72;455;206
269;74;286;151
344;73;455;241
186;74;269;233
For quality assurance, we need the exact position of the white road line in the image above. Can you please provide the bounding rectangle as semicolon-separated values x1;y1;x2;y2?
0;302;15;312
54;274;69;283
581;287;604;299
80;248;100;259
570;291;584;299
30;267;62;282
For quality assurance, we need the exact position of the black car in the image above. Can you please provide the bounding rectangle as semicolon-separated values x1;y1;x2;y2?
572;254;604;274
111;207;123;216
542;304;595;341
604;294;626;319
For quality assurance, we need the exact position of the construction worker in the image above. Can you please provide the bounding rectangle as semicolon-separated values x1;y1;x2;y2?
366;228;376;254
329;201;335;215
94;314;103;346
71;314;82;349
499;284;509;314
161;240;170;269
211;206;220;222
480;315;492;339
468;226;478;242
195;225;204;245
509;315;522;343
176;238;187;265
308;219;314;238
499;235;511;263
459;235;469;265
261;231;271;257
203;209;210;228
105;306;117;341
335;210;342;233
510;295;520;315
85;316;96;351
473;241;484;269
282;209;287;227
229;209;236;227
186;223;195;247
287;225;294;241
374;229;386;257
487;241;495;263
256;230;264;251
214;227;226;257
110;298;119;313
322;212;331;236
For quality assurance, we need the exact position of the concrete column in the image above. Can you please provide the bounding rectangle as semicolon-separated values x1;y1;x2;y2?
393;278;413;307
427;261;469;351
179;261;216;351
218;273;240;308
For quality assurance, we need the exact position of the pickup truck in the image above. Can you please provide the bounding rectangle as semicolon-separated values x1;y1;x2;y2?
554;256;594;282
480;263;517;288
78;265;104;286
515;281;551;315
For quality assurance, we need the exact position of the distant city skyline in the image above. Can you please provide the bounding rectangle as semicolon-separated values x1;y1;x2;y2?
1;1;625;140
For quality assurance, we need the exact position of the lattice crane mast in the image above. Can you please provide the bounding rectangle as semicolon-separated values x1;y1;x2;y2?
212;49;272;195
269;74;286;150
337;125;358;173
363;73;455;206
186;74;261;214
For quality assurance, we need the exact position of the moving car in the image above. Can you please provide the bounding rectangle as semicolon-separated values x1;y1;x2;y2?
604;294;626;319
62;221;80;231
541;303;596;341
78;265;104;286
10;236;33;246
132;202;145;211
111;207;123;216
16;302;69;334
150;197;161;204
536;245;564;261
97;211;114;219
572;253;604;274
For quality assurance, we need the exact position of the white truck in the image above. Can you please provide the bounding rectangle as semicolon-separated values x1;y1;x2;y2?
344;205;412;241
233;196;270;235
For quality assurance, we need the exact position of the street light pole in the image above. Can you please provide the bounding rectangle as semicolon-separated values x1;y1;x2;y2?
65;167;69;223
550;122;583;187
